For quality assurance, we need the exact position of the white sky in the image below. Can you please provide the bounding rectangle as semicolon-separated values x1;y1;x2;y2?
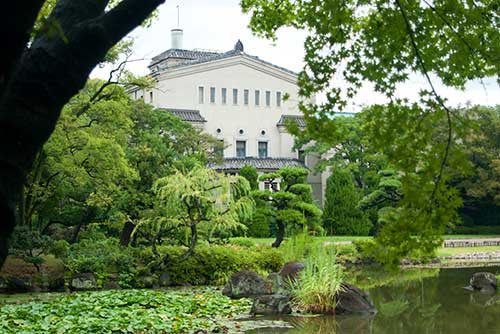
91;0;500;111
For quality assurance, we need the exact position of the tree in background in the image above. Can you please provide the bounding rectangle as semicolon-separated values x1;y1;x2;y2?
241;0;499;263
143;166;254;264
359;169;403;235
0;0;165;266
19;79;139;242
239;165;259;191
452;106;500;230
118;102;222;246
323;169;372;236
238;165;272;237
254;167;322;247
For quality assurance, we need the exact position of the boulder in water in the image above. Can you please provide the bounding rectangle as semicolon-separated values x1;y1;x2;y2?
222;270;269;299
335;283;377;314
468;272;497;293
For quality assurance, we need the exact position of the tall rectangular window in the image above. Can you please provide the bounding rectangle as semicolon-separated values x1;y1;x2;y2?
233;88;238;104
276;92;282;107
236;141;246;157
149;91;153;103
210;87;216;103
265;90;271;106
214;140;224;157
198;86;204;104
255;90;260;106
221;88;227;104
244;89;249;105
258;141;268;158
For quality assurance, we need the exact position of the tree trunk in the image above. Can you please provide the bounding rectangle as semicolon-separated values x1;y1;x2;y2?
272;221;285;248
0;0;165;268
119;220;136;246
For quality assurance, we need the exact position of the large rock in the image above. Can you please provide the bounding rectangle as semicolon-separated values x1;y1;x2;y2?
469;272;498;293
222;271;269;299
71;273;97;291
335;283;376;314
251;294;292;315
279;262;305;284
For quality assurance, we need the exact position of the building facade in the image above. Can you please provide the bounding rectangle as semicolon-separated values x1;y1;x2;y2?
130;29;330;204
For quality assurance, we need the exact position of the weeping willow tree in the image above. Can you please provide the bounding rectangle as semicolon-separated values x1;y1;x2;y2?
148;165;254;261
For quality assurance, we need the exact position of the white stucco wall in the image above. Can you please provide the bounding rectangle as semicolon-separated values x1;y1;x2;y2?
142;55;302;159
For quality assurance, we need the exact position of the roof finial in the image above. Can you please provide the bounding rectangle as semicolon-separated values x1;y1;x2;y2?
234;39;244;52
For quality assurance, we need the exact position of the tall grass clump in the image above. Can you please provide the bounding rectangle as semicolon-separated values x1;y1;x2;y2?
290;244;343;314
281;228;322;262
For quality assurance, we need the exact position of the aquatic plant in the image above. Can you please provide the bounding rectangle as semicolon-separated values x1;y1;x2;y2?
0;288;251;333
290;244;343;314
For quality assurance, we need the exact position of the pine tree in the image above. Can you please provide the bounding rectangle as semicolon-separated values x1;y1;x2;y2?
323;169;372;236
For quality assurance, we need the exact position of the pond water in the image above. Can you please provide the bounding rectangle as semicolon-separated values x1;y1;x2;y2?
246;266;500;334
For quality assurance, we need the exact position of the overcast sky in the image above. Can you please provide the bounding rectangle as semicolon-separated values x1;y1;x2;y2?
91;0;500;111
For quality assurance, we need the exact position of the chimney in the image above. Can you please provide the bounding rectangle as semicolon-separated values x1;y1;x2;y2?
171;29;183;49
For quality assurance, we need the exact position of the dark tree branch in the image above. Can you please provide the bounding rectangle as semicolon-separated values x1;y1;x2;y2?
0;1;45;91
0;0;165;267
395;0;453;205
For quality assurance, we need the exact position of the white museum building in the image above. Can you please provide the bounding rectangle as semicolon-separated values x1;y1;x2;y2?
129;28;344;205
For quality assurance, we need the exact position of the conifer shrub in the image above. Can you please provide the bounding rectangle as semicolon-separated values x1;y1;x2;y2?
323;169;372;236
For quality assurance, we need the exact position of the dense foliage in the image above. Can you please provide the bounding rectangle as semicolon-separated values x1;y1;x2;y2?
241;0;499;264
253;167;322;247
323;169;372;236
0;288;251;333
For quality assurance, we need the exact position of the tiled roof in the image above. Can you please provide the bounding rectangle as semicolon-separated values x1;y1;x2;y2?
150;44;298;76
276;112;356;128
277;115;306;127
163;108;206;123
210;157;307;171
150;49;220;67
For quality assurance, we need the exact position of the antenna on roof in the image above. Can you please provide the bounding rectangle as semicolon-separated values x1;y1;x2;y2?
177;5;180;28
171;5;183;49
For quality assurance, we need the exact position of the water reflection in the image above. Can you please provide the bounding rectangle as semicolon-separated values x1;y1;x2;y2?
246;266;500;334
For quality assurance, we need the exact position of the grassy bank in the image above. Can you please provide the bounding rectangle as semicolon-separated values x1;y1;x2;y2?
0;288;251;333
249;235;500;245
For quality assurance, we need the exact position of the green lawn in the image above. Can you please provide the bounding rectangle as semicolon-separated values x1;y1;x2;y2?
249;234;500;245
437;246;500;257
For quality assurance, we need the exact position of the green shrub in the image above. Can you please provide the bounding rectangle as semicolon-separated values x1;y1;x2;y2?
246;208;272;237
323;169;372;236
160;244;284;286
227;237;255;248
352;239;377;262
253;246;285;273
66;238;139;287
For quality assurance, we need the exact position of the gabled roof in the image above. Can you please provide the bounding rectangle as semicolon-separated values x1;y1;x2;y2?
150;42;298;77
163;108;206;123
210;157;307;171
277;115;306;127
150;49;220;67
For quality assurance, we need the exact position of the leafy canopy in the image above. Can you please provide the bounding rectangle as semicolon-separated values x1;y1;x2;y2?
241;0;499;263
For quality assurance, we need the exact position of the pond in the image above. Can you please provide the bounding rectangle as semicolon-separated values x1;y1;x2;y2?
245;266;500;334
